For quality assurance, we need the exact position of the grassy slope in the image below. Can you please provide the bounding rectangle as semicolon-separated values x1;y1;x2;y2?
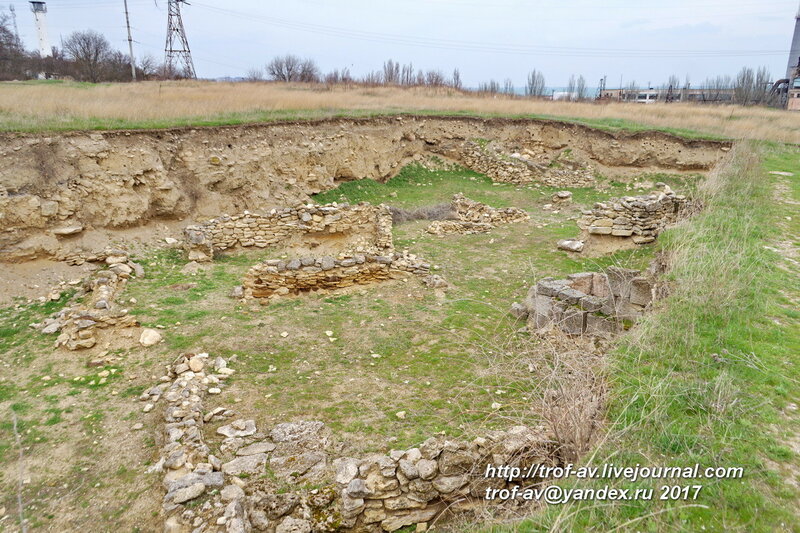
0;105;726;140
505;143;800;532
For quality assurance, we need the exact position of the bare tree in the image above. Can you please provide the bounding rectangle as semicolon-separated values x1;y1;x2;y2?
566;75;577;100
0;13;27;80
575;75;588;101
104;49;133;81
245;67;264;81
298;59;319;82
266;54;319;82
362;70;382;86
426;69;446;87
401;63;414;85
525;69;546;97
733;67;756;105
755;66;773;105
383;59;400;85
478;79;500;94
62;29;111;82
703;75;732;102
137;54;159;79
451;68;462;90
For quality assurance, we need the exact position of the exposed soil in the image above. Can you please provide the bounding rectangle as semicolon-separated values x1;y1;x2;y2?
0;115;731;264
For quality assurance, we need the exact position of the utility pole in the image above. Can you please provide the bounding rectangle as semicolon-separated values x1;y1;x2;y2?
165;0;196;79
123;0;136;81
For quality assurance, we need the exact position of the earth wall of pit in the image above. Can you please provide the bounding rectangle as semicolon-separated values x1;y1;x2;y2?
0;115;731;262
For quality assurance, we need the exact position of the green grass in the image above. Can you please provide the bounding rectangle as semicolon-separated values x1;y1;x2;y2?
114;163;674;452
502;143;800;532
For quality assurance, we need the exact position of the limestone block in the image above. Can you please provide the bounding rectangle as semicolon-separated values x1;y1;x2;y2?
558;307;586;335
606;267;639;298
536;278;568;297
629;277;653;306
567;272;593;294
585;314;618;337
588;226;613;235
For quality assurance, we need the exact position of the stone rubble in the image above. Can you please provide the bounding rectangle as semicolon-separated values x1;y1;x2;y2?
427;193;530;236
184;202;394;262
577;185;689;245
33;249;142;350
454;141;597;187
149;353;562;532
512;267;655;337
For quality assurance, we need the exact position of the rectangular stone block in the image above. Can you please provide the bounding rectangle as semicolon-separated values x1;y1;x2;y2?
588;226;613;235
536;278;568;297
567;272;593;294
611;228;634;236
531;294;555;329
591;273;612;298
579;295;604;312
585;314;618;336
558;308;586;335
556;287;585;306
629;277;653;306
606;267;640;298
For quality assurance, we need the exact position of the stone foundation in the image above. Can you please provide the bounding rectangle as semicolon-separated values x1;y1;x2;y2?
578;185;688;245
33;249;143;350
184;202;394;262
512;267;654;336
148;355;560;533
243;251;431;301
427;193;529;235
453;140;597;187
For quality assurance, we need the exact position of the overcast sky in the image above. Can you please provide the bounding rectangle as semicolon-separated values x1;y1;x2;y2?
9;0;800;87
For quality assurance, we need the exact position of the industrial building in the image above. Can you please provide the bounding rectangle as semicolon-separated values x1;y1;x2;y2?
598;87;735;104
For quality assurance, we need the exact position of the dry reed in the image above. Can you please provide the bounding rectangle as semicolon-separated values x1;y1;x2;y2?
2;81;800;143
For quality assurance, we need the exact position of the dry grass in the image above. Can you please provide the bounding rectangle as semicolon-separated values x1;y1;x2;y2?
3;80;800;142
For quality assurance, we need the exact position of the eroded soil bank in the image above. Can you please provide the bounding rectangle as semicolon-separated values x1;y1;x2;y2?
0;115;731;263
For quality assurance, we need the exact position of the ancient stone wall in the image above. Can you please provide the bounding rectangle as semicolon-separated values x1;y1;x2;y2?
33;249;143;350
184;202;394;262
427;193;530;235
147;354;560;533
0;116;730;263
512;267;654;336
455;140;597;187
243;251;431;301
577;186;688;245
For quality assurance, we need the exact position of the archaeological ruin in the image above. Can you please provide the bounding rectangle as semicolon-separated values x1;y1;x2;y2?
183;202;394;262
426;193;530;235
0;115;738;533
512;267;655;337
150;354;565;533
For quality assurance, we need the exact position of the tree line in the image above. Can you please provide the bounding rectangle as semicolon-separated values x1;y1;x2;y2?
0;12;783;107
0;14;185;82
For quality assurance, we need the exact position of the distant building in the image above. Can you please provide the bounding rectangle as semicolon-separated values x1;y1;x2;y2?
598;88;734;104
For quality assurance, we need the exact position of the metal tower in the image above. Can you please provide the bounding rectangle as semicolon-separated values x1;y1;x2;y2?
29;1;50;57
164;0;196;79
787;1;800;79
